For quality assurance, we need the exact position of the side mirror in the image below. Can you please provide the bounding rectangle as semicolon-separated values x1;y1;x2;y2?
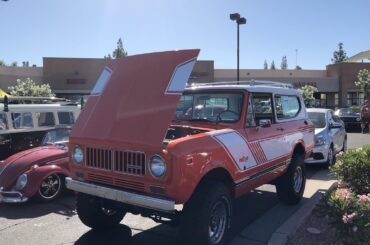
330;122;342;129
259;119;271;128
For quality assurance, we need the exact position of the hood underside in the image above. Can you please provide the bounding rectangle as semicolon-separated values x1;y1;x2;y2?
71;49;199;149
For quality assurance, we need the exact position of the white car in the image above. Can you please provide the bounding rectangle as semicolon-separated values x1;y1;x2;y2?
305;108;347;165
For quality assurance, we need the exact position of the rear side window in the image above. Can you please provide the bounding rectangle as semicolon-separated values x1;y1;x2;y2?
0;113;8;130
58;111;75;125
37;112;55;127
11;112;33;129
274;95;301;119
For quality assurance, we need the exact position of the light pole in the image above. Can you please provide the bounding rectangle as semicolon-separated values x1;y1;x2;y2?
230;13;246;82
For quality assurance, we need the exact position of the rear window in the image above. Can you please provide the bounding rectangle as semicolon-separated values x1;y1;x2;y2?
37;112;55;127
11;112;33;129
275;95;301;119
58;111;75;125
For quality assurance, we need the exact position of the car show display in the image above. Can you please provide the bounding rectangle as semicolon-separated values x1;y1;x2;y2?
65;50;315;245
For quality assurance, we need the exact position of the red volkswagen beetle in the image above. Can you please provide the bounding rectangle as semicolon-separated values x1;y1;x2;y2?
0;127;71;203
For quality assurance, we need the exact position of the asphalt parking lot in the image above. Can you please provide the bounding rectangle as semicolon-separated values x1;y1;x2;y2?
0;131;369;245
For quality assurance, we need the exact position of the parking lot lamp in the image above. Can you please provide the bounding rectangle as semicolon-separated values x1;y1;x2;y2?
230;13;246;82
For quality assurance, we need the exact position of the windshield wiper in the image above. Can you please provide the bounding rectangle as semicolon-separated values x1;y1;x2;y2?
188;118;215;123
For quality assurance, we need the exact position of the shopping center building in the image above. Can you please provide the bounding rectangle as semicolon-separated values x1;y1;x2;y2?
1;51;369;108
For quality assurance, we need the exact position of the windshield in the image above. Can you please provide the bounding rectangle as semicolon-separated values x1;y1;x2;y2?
308;112;326;128
42;128;71;145
338;108;360;115
174;93;243;123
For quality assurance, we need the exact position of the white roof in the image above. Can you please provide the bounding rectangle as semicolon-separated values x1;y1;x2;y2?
306;108;331;113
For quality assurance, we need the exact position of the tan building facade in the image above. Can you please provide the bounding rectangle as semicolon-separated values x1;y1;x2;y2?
0;57;369;108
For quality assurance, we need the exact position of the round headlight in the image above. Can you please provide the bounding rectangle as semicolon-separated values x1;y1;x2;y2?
73;145;84;164
14;174;28;191
150;155;166;178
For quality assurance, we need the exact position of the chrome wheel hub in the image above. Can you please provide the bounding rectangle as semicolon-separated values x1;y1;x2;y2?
39;174;61;199
293;166;303;193
209;200;227;244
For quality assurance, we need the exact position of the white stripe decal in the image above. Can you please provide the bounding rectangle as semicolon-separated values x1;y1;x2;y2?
210;131;257;170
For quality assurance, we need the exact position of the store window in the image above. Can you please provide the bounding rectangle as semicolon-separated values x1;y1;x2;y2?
347;92;364;106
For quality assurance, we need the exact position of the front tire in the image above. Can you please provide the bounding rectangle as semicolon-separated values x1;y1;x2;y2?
180;181;232;245
276;154;306;205
327;146;335;166
36;174;64;202
76;193;126;230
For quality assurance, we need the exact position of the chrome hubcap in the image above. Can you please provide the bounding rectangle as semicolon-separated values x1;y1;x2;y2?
293;167;303;193
39;174;61;199
328;148;334;165
209;200;227;244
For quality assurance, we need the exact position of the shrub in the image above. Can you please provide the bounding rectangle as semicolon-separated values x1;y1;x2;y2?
331;145;370;194
322;188;370;244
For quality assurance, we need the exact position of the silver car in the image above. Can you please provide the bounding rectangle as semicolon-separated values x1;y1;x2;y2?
305;108;347;165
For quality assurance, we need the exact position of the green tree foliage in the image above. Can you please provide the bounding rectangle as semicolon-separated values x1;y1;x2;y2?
112;38;128;58
295;65;302;70
354;69;370;100
280;56;288;69
270;61;276;70
11;61;17;67
263;60;268;69
332;42;348;64
8;78;55;97
298;85;318;107
0;60;6;66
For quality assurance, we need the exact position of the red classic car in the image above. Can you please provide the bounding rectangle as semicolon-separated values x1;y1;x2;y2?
0;128;71;203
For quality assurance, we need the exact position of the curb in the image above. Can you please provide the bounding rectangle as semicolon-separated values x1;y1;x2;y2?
267;180;338;245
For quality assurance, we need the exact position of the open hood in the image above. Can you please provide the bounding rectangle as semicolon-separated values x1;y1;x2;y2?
71;49;199;148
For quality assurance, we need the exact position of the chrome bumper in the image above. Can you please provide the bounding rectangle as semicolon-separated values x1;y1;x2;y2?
65;177;175;213
0;188;28;203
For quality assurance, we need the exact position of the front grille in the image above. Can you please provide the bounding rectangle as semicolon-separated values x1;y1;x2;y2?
87;173;145;192
86;147;146;176
115;150;146;175
340;117;359;123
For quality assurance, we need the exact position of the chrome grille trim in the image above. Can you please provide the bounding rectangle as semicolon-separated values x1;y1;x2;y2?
86;147;146;176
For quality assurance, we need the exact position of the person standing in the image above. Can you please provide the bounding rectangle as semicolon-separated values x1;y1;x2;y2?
360;100;370;133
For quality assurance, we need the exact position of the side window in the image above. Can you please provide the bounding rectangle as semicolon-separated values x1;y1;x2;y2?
274;95;300;120
58;112;75;125
11;112;34;129
0;113;8;130
246;93;274;127
37;112;55;127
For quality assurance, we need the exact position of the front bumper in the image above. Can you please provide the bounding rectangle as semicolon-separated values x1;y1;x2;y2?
304;144;330;164
65;177;175;213
0;187;28;203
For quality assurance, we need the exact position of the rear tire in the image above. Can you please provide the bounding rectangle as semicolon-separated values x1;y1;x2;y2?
76;193;126;230
341;138;347;152
180;181;232;245
327;146;335;167
276;154;306;205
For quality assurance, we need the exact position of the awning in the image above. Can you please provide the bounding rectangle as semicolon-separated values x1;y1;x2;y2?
0;89;10;97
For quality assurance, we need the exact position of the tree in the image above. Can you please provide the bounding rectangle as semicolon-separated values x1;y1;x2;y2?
0;60;6;66
11;61;17;67
22;61;29;67
280;56;288;69
295;65;302;70
263;60;268;69
331;42;348;64
354;69;370;101
8;78;55;97
112;38;128;59
270;61;276;70
104;54;112;60
298;85;318;108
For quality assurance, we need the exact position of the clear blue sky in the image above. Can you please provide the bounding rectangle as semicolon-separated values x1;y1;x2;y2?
1;0;369;69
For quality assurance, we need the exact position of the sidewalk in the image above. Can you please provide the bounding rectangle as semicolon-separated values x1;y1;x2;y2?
230;169;337;245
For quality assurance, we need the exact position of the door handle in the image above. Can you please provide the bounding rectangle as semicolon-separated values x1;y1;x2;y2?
304;120;308;125
277;127;284;131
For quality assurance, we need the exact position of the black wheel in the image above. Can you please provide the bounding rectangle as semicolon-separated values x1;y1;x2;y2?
276;154;306;205
180;181;232;245
327;146;335;166
76;193;126;230
36;174;64;202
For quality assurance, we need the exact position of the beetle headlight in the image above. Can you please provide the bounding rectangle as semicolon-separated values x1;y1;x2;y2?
72;145;84;164
14;174;28;191
150;155;166;178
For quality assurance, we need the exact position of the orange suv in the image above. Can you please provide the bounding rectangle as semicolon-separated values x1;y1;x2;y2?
66;50;314;245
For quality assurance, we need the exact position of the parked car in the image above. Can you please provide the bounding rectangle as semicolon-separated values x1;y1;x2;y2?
0;127;71;203
305;108;347;165
334;107;361;130
0;98;80;160
65;50;315;245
